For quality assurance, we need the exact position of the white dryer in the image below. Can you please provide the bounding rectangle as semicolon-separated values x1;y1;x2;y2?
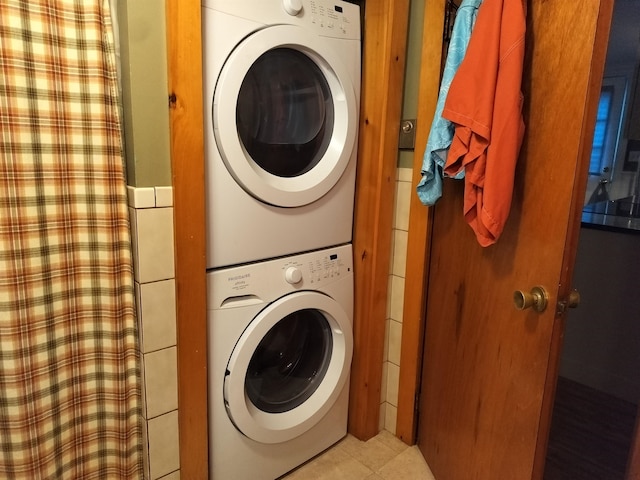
202;0;361;269
207;244;353;479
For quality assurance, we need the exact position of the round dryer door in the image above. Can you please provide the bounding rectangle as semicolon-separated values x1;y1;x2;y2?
213;25;358;207
223;291;353;444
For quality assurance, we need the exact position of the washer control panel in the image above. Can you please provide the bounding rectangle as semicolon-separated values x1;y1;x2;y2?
209;244;353;309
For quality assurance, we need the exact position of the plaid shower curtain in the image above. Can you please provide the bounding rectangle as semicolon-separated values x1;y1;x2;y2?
0;1;143;478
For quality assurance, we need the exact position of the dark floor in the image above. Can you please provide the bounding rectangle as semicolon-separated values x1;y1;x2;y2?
544;377;637;480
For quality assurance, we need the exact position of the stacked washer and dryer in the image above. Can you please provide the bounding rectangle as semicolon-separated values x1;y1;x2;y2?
202;0;361;478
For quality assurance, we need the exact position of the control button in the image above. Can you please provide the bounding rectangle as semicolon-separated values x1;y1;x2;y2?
285;266;303;285
283;0;303;16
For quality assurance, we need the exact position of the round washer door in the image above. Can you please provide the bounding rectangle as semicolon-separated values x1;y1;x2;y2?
224;291;353;444
213;25;358;207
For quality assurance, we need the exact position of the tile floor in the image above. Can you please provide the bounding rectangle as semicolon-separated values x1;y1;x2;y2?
281;431;436;480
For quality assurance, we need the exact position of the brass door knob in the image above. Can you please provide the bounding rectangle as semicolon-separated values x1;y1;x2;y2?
513;286;549;312
566;290;580;308
557;289;581;313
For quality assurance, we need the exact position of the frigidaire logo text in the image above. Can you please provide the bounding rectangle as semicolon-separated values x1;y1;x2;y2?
228;273;250;282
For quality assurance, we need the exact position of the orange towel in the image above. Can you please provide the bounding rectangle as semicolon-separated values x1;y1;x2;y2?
442;0;526;246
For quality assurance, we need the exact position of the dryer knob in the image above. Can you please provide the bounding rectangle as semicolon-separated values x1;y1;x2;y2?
283;0;303;16
285;266;303;285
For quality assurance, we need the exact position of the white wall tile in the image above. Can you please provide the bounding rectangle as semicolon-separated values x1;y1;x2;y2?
144;347;178;419
384;404;398;434
392;183;401;232
397;167;413;183
135;280;143;336
394;180;412;232
380;361;388;403
139;279;177;353
140;351;148;419
141;410;150;479
155;186;174;208
386;275;393;319
128;191;179;479
389;275;405;323
383;319;390;363
386;362;400;407
129;207;139;274
128;186;156;209
158;471;180;480
392;229;408;278
388;320;402;366
379;402;387;432
133;207;175;283
380;167;414;435
388;233;396;275
148;411;180;480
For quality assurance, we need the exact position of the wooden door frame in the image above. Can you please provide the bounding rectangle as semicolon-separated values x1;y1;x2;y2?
628;404;640;479
395;0;445;445
166;0;412;476
166;1;208;478
349;0;411;440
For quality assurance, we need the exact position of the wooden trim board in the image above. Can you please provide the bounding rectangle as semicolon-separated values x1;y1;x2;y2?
395;0;445;445
348;0;411;440
166;0;209;477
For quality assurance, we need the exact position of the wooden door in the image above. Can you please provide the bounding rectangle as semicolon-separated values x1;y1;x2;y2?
415;1;614;479
629;405;640;479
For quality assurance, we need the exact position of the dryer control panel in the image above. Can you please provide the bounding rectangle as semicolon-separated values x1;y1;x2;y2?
306;0;360;39
203;0;361;41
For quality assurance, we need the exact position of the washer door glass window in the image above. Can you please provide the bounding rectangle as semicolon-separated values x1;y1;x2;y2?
224;291;353;444
237;48;334;179
245;308;332;413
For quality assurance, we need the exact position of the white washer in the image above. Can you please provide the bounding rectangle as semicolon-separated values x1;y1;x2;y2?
202;0;361;269
207;244;353;479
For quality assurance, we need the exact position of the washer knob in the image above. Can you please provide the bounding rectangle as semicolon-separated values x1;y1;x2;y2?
283;0;303;16
285;266;303;284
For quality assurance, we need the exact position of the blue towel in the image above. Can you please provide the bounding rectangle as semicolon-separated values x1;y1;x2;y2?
416;0;483;205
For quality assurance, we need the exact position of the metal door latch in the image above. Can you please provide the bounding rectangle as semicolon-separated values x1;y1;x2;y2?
398;118;416;150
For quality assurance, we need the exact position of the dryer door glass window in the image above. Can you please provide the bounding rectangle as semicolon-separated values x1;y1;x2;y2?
245;308;333;413
236;48;335;178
